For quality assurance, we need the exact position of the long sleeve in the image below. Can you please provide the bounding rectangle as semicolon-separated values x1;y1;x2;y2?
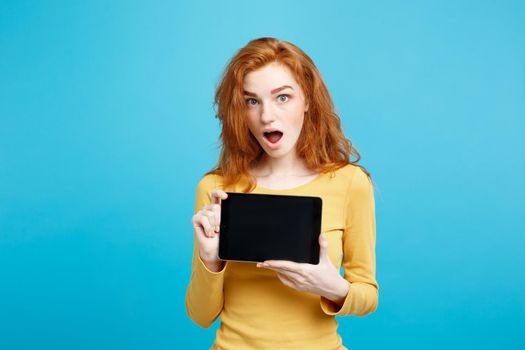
320;167;379;316
185;175;227;328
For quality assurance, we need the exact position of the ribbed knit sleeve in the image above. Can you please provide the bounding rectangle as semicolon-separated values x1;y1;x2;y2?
320;167;379;316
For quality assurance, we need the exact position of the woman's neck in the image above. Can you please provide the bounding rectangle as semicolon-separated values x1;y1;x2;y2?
252;153;314;178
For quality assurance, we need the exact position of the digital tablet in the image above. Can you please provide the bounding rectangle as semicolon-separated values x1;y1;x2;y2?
218;192;323;264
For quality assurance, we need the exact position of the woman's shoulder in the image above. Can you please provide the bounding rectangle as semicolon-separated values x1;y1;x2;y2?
197;172;223;190
332;163;368;180
330;163;373;193
197;171;244;193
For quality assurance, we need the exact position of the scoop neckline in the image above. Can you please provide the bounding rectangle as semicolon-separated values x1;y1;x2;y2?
254;172;324;193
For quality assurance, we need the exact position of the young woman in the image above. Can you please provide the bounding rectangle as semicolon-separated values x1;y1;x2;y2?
186;37;378;350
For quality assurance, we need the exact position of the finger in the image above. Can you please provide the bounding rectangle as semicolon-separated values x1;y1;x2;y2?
200;205;219;233
211;189;228;205
275;272;296;289
201;210;216;228
210;203;221;232
262;260;305;273
260;266;304;280
198;215;214;238
192;216;207;239
319;232;330;263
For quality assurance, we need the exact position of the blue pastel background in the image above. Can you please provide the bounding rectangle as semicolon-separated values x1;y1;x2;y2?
1;0;524;349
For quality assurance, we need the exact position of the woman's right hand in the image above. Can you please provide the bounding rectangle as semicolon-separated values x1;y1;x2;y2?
192;189;228;264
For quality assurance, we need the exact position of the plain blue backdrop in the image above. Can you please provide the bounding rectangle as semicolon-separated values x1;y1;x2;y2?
1;0;524;349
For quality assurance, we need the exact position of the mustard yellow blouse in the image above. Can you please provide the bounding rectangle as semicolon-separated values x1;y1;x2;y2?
186;163;379;349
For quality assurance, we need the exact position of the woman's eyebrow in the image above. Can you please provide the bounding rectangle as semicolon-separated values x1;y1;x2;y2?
243;85;294;97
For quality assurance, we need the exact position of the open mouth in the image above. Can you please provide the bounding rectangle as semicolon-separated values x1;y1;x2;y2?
263;131;283;144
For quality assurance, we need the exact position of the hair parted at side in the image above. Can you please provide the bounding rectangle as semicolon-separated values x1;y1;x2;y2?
205;37;371;192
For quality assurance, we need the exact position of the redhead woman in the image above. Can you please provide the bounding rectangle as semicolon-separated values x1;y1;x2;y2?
186;37;378;350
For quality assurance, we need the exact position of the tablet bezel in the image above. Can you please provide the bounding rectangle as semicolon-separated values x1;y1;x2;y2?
218;192;322;264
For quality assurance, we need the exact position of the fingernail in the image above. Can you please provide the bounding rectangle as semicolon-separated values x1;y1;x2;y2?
256;263;261;268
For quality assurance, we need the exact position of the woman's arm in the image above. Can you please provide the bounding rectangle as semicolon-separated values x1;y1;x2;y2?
185;175;227;328
320;167;379;316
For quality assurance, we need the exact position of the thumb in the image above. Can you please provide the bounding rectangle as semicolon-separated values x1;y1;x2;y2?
319;232;330;262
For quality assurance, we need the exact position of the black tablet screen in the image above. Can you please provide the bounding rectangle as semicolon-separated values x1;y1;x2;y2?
219;192;322;264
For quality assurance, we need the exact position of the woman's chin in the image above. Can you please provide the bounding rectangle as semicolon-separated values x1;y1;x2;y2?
263;145;293;158
258;137;296;158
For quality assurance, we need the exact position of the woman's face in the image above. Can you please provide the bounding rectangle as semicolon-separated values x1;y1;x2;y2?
243;62;309;159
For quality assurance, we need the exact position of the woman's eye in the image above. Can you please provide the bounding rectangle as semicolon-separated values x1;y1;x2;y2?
246;98;257;106
278;94;289;103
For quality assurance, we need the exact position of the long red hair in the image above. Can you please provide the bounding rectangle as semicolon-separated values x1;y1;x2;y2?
206;37;370;192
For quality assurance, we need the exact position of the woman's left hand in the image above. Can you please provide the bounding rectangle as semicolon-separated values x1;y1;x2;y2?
257;232;350;304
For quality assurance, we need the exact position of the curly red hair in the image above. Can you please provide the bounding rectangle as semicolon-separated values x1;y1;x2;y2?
206;37;370;192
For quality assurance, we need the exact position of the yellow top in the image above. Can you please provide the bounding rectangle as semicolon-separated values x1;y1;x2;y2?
185;163;379;350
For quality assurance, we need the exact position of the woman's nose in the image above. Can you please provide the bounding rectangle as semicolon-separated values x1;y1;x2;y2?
260;104;276;124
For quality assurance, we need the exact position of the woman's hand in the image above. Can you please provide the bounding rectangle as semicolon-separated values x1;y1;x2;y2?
257;232;350;305
191;189;228;267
